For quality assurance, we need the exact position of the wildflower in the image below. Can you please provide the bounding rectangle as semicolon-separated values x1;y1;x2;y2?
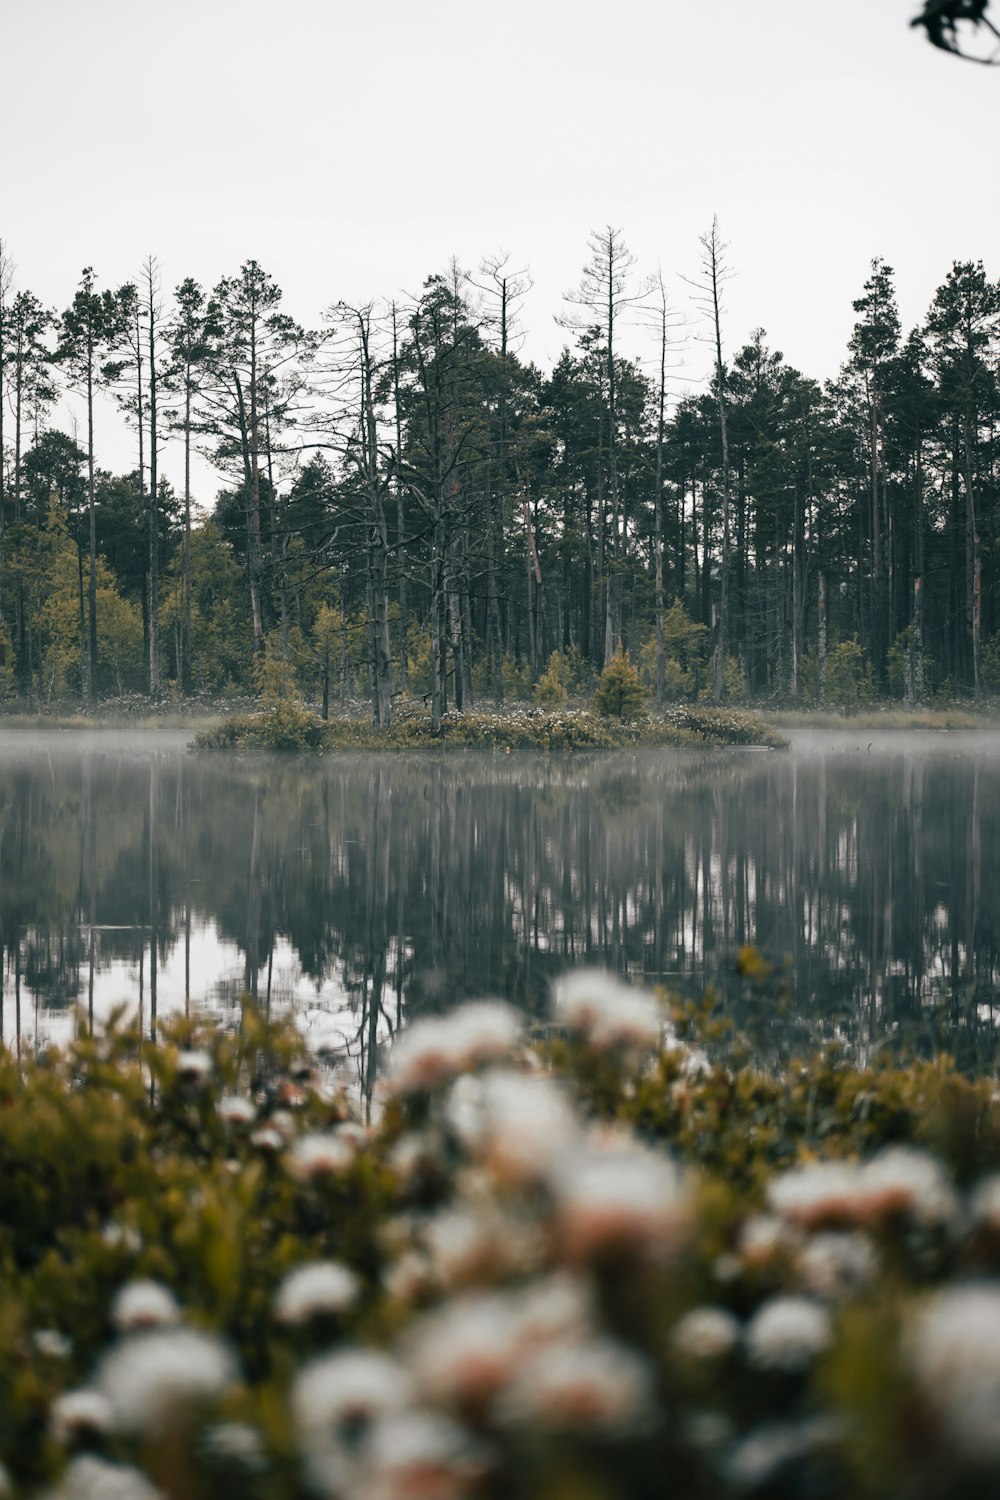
43;1455;162;1500
293;1349;415;1497
739;1214;798;1267
95;1329;238;1434
724;1416;845;1489
797;1232;877;1300
201;1421;267;1471
769;1149;957;1231
767;1161;864;1229
909;1284;1000;1462
383;1250;434;1303
50;1389;115;1446
250;1125;285;1153
101;1223;142;1255
745;1296;832;1373
274;1261;360;1324
424;1206;541;1286
408;1291;528;1406
496;1337;656;1436
34;1328;73;1360
176;1049;212;1084
446;1069;579;1183
970;1174;1000;1232
363;1409;488;1500
388;1001;521;1095
218;1094;256;1126
670;1307;741;1361
286;1130;356;1181
110;1280;180;1333
553;1137;690;1259
552;968;663;1050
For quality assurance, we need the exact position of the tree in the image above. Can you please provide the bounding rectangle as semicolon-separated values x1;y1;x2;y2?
56;269;126;704
924;261;1000;698
912;1;1000;61
561;227;649;663
166;278;216;694
683;218;735;701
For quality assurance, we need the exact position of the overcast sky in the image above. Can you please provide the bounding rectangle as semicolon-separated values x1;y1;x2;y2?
3;0;997;508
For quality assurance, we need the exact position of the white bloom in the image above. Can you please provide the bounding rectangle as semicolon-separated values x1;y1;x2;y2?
746;1296;832;1373
970;1174;1000;1232
739;1214;797;1265
201;1421;267;1470
724;1416;845;1489
50;1389;115;1446
43;1455;163;1500
388;1001;522;1095
670;1307;741;1361
408;1292;527;1405
553;1137;690;1259
769;1149;957;1230
909;1284;1000;1462
767;1161;863;1229
496;1337;655;1435
286;1131;356;1181
446;1069;579;1183
552;969;662;1050
293;1349;415;1497
383;1250;433;1303
250;1125;285;1153
101;1223;142;1255
797;1232;877;1300
274;1261;359;1323
363;1409;487;1500
176;1049;212;1083
96;1329;238;1434
218;1094;256;1126
34;1328;73;1359
110;1280;180;1333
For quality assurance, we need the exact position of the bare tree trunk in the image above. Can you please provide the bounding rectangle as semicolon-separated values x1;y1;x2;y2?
818;570;828;706
963;418;982;700
146;263;160;696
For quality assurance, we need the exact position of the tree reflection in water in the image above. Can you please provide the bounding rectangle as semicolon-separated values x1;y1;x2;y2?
2;736;1000;1089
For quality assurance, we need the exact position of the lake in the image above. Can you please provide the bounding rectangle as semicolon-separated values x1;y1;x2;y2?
3;728;1000;1083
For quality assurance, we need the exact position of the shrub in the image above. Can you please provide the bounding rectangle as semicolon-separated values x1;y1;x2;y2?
593;652;648;719
532;651;569;708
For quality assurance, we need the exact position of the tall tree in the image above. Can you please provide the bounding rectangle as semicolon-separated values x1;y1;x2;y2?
56;269;125;703
167;278;216;693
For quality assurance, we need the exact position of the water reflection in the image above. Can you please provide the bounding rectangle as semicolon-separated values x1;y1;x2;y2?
2;732;1000;1076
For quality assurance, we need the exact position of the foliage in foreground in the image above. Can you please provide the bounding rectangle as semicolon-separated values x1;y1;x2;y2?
4;975;1000;1498
191;701;788;753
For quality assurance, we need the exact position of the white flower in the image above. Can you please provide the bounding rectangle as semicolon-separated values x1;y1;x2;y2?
388;1002;522;1095
552;1137;690;1259
767;1161;863;1229
175;1049;212;1083
746;1296;832;1373
739;1214;797;1266
110;1280;180;1333
43;1455;163;1500
201;1421;267;1470
970;1174;1000;1232
363;1409;487;1500
96;1329;238;1434
724;1416;845;1489
552;969;663;1050
797;1232;877;1300
34;1328;73;1359
50;1390;114;1446
250;1125;285;1153
274;1261;359;1323
495;1337;655;1435
670;1307;741;1361
293;1349;415;1497
218;1094;256;1126
909;1284;1000;1462
424;1206;542;1287
408;1291;528;1406
286;1131;356;1181
101;1223;142;1254
446;1069;580;1183
768;1149;957;1231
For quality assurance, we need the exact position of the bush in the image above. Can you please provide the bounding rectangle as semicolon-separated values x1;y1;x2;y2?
593;652;648;719
532;651;569;708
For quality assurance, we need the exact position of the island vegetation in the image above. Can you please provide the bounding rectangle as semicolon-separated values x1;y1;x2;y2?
0;970;998;1500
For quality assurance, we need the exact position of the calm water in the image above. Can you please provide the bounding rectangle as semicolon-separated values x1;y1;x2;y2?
3;729;1000;1077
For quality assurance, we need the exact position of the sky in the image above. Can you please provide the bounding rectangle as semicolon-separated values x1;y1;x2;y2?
3;0;998;509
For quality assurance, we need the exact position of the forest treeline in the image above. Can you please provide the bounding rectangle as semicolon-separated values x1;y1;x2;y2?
1;229;999;724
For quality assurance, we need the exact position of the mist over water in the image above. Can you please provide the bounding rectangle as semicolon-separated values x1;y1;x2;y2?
3;730;1000;1074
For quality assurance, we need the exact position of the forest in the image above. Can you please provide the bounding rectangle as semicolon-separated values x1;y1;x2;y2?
1;230;999;726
